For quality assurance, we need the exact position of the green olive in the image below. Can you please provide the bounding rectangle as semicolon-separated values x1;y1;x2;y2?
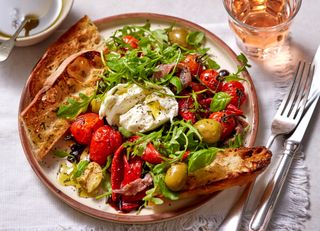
194;119;222;144
168;28;189;48
165;162;188;191
90;98;101;114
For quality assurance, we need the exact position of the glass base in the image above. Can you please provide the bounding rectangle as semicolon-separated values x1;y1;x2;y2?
236;39;283;59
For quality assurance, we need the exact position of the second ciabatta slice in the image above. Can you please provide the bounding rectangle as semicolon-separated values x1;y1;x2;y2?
20;50;104;161
179;146;272;198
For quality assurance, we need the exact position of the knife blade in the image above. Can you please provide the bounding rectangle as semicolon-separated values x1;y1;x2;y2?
218;45;320;231
249;82;320;230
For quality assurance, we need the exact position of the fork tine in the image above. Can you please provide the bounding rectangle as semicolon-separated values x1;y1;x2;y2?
283;61;307;117
292;63;315;120
277;61;302;116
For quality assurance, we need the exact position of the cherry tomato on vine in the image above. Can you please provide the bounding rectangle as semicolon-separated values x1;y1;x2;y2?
200;69;223;92
123;35;139;49
70;113;104;145
222;81;246;108
178;97;197;124
189;82;206;92
209;111;236;140
90;125;123;166
182;54;203;76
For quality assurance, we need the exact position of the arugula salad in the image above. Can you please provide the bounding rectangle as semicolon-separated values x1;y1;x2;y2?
55;22;251;212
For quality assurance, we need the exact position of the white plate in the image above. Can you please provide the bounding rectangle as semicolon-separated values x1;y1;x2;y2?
19;13;259;223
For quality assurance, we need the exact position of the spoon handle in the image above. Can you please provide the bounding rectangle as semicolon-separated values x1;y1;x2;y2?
0;17;29;62
11;18;29;40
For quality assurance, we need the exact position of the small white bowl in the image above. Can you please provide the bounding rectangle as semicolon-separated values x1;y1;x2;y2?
0;0;73;47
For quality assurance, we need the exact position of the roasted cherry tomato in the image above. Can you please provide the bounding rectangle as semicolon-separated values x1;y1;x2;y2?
222;81;246;107
182;54;203;76
123;35;139;49
200;69;223;92
189;82;206;92
178;97;196;123
209;111;236;140
70;113;104;145
142;143;163;164
90;125;123;166
225;104;244;116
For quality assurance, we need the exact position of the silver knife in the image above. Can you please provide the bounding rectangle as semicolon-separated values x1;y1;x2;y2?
218;46;320;231
249;87;320;231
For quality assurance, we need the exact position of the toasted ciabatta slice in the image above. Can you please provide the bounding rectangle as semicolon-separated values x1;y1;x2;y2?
179;146;272;198
20;51;104;161
28;15;101;99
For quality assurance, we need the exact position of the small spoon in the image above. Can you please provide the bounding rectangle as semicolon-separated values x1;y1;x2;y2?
0;15;38;62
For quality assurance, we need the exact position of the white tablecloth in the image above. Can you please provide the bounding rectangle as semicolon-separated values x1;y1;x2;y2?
1;0;319;230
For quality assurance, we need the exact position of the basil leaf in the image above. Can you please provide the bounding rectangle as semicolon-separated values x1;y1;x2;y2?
187;31;205;47
57;93;94;120
210;92;232;112
73;160;90;178
53;150;69;158
143;188;164;205
169;76;183;94
207;58;220;70
150;197;164;205
224;75;247;82
153;162;170;174
237;53;251;68
156;174;179;200
188;147;221;172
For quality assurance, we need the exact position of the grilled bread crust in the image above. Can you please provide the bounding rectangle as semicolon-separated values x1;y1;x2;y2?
179;146;272;198
20;51;104;161
28;16;101;99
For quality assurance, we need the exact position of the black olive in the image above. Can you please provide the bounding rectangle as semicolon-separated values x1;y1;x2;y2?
71;143;84;152
219;69;230;77
67;155;76;163
69;143;85;163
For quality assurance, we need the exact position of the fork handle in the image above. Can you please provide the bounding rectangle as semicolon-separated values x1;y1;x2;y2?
249;141;300;231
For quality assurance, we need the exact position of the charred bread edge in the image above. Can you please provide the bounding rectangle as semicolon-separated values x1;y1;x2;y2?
20;50;101;161
28;15;102;99
179;169;264;198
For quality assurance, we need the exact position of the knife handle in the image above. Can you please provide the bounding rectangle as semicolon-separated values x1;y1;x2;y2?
249;141;300;231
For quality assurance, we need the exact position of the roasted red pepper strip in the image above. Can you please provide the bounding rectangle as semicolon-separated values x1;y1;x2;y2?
111;142;145;211
119;155;144;212
121;155;143;187
120;201;140;213
111;145;125;201
122;190;146;203
141;143;163;164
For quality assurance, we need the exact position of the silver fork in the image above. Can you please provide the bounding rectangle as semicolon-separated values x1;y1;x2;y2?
219;61;314;231
265;61;314;148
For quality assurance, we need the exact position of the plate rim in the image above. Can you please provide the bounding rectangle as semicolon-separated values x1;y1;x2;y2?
18;12;259;224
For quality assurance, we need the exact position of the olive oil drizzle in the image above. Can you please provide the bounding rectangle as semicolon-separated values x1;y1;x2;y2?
24;15;39;37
